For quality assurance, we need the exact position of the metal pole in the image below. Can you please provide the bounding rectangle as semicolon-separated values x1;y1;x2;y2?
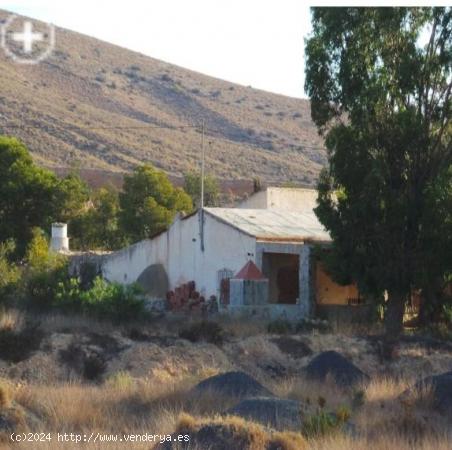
200;119;205;209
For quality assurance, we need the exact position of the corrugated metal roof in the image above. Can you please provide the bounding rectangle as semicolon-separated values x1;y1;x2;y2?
204;208;331;243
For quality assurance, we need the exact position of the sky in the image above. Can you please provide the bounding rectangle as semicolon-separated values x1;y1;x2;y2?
0;0;313;98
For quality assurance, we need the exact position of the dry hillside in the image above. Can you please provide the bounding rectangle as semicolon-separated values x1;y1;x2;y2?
0;9;326;185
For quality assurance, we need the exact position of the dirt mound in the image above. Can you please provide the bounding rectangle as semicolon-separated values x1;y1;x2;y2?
194;371;273;398
227;397;303;431
304;351;369;388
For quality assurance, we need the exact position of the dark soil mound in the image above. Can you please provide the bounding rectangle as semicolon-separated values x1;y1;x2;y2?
227;397;303;431
194;371;273;398
304;351;369;387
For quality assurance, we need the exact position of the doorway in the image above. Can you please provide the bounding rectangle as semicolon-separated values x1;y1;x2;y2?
262;253;299;304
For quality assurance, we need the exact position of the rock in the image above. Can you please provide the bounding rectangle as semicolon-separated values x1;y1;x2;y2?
226;397;303;431
402;371;452;415
194;371;273;398
304;351;369;388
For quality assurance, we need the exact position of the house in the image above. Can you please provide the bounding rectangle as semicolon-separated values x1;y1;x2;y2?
95;187;364;320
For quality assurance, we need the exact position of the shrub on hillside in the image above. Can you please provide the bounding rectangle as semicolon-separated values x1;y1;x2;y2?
179;321;224;345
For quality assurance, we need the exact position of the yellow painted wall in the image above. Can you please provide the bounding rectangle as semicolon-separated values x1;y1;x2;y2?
315;263;359;305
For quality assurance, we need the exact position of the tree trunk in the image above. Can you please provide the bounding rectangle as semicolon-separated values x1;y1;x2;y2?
383;291;406;359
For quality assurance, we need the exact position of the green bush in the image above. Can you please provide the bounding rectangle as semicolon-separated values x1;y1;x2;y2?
25;262;68;310
79;277;146;322
303;410;350;439
0;240;21;303
267;319;293;334
23;229;69;310
54;277;83;312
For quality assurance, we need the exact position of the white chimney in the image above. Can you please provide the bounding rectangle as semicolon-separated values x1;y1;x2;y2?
51;223;69;252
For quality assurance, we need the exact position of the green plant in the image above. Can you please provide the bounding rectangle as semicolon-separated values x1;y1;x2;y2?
80;277;146;322
267;319;293;335
303;411;338;438
305;8;452;340
179;321;224;345
0;240;20;303
25;261;69;310
119;164;192;242
54;277;83;312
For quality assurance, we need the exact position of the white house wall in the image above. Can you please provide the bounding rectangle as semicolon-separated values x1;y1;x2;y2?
101;211;256;299
238;187;318;212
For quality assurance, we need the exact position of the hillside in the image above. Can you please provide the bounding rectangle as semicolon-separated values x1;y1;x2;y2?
0;10;326;185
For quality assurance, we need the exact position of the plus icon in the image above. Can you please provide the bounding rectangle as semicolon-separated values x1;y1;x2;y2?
12;21;43;53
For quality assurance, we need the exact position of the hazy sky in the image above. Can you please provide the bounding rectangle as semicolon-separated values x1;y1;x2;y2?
1;0;312;98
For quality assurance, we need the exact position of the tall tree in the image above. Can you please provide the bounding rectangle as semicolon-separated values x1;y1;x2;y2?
119;164;192;242
184;171;220;207
305;8;451;340
71;186;124;250
0;137;59;257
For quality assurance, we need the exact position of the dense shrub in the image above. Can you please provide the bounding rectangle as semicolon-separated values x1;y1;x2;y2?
59;342;106;381
267;319;293;335
179;321;224;345
26;263;68;310
83;353;107;381
0;323;44;362
23;229;69;310
80;277;146;322
303;407;351;438
0;240;20;303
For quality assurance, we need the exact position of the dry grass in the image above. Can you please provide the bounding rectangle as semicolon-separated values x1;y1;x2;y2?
173;413;308;450
3;373;448;449
0;310;451;448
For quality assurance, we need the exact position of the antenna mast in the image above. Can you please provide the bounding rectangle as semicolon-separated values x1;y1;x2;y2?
200;119;205;209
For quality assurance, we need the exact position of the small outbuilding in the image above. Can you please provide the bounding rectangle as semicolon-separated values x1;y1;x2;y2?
229;261;269;311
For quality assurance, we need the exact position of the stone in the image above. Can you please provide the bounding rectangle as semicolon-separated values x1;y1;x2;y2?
193;371;273;398
226;397;303;431
304;351;369;388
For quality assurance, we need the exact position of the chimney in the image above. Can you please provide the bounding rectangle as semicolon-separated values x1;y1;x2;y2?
51;223;69;252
